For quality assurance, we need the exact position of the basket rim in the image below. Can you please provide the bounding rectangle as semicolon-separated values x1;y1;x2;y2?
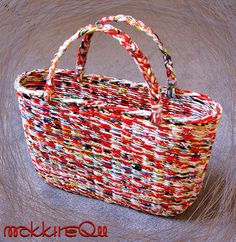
15;68;223;125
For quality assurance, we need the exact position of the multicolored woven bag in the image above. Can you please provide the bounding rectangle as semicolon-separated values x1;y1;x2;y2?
15;15;222;216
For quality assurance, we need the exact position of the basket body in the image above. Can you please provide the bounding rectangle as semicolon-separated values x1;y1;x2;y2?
15;69;222;216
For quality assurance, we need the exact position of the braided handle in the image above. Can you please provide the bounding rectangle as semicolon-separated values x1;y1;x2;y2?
77;14;177;97
45;24;162;124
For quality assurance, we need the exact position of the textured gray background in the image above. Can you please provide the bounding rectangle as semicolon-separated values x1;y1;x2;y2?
0;0;235;241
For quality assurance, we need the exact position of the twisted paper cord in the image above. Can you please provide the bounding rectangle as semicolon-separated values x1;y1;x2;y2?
45;24;162;124
77;14;177;97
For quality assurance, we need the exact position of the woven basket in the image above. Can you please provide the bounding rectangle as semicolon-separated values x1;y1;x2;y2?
15;15;222;216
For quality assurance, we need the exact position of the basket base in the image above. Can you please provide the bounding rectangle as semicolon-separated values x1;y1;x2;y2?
34;166;198;217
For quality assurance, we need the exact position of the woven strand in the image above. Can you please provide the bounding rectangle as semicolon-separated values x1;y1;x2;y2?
77;14;176;97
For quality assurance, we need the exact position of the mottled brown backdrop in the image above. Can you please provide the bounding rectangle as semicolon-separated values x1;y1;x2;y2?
0;0;235;241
